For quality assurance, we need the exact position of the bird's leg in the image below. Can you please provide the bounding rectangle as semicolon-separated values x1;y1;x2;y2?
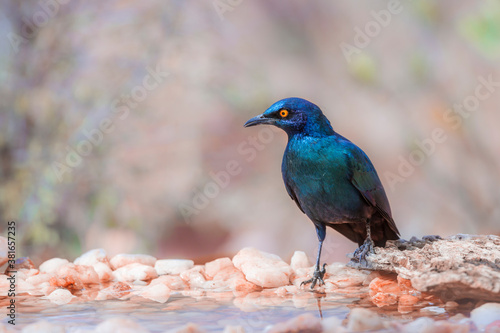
301;224;327;289
351;220;375;268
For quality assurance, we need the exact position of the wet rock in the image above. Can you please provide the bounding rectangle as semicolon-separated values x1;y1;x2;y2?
113;263;158;282
94;317;150;333
346;308;385;332
355;234;500;302
149;275;188;290
180;266;207;289
52;263;100;288
22;320;65;333
39;258;69;274
471;303;500;330
26;272;52;287
139;283;171;303
203;258;260;292
74;248;110;266
46;288;75;305
96;282;132;300
205;257;233;279
268;313;323;333
94;262;113;282
232;247;293;288
324;263;370;289
110;253;157;270
155;259;194;275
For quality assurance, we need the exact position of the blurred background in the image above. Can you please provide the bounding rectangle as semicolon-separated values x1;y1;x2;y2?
1;1;499;266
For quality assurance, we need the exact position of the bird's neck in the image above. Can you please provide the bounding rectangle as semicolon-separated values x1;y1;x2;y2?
287;118;336;140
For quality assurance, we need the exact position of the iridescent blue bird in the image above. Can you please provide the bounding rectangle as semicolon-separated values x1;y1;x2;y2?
244;97;400;288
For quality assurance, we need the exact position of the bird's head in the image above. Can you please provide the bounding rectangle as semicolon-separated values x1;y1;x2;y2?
244;97;334;137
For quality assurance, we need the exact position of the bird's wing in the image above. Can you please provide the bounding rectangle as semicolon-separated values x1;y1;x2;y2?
284;175;305;214
347;146;400;236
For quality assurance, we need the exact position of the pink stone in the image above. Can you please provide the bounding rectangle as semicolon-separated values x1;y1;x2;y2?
290;251;311;271
325;264;369;288
17;279;35;293
57;263;100;285
149;275;188;290
95;282;132;300
140;283;171;303
275;285;298;296
74;248;110;266
110;253;157;270
232;248;293;288
39;258;69;274
155;259;194;275
94;262;113;282
268;313;323;333
113;263;158;282
26;272;52;287
180;266;207;289
46;288;75;305
205;257;233;279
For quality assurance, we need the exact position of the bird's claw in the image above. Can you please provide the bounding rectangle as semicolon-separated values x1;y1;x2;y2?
349;238;375;268
301;263;327;289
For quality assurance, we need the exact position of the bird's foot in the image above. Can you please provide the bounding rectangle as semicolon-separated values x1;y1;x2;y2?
394;235;442;250
301;263;326;289
348;237;375;269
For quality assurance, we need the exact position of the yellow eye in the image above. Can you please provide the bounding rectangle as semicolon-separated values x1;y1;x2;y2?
279;109;289;118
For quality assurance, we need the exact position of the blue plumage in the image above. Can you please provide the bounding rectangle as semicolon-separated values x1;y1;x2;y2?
245;97;400;288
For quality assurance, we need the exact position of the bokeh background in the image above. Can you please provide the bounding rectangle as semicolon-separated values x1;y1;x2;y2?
1;1;499;265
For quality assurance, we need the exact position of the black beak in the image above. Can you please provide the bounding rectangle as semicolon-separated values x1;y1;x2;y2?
244;114;275;127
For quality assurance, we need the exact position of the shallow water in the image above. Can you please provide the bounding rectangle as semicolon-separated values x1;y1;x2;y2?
1;286;471;332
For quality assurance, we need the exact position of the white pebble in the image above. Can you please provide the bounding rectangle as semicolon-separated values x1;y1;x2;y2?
139;283;171;303
155;259;194;275
94;262;113;282
74;248;109;266
46;289;75;305
110;254;157;270
290;251;311;270
205;257;233;278
39;258;69;274
113;263;158;282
